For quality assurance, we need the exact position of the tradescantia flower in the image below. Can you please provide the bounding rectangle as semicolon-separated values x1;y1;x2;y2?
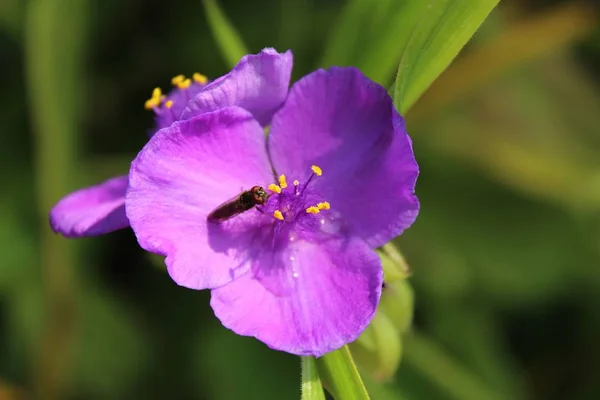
49;48;293;237
125;61;420;355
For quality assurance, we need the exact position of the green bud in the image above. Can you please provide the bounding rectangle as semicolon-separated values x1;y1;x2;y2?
380;279;414;333
378;242;411;282
351;311;403;382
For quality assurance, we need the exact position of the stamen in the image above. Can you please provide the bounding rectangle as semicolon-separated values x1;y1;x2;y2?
177;78;192;89
171;74;185;85
165;100;174;109
306;206;320;214
279;174;288;189
273;210;284;220
144;87;163;110
293;180;299;186
311;165;323;176
193;72;208;84
317;201;330;210
267;184;281;194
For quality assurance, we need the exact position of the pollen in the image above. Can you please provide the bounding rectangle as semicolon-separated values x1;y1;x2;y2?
311;165;323;176
171;74;185;86
177;78;192;89
306;206;320;214
317;201;330;210
268;184;281;194
273;210;284;220
144;87;163;110
278;174;288;189
193;72;208;84
165;100;174;109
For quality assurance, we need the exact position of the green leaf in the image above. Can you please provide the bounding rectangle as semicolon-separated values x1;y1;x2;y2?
353;1;429;85
316;346;370;400
394;0;499;113
301;357;326;400
320;0;370;69
201;0;248;68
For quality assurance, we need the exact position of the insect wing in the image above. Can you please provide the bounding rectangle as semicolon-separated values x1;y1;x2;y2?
207;193;244;223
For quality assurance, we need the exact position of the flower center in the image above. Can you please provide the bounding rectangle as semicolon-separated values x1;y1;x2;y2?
260;165;331;225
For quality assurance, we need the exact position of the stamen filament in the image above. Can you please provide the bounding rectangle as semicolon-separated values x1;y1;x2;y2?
302;165;323;195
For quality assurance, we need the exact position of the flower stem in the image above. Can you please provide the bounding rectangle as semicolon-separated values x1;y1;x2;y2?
301;357;326;400
25;0;89;398
316;345;370;400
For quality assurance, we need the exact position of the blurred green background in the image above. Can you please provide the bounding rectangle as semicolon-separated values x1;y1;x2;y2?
1;0;600;399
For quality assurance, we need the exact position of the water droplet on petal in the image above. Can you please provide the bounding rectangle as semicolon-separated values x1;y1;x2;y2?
319;214;341;235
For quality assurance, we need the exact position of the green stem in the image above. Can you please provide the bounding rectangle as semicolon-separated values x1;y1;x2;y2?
25;0;89;398
316;345;370;400
301;357;326;400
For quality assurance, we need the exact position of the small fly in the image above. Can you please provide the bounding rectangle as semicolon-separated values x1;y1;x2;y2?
207;186;268;223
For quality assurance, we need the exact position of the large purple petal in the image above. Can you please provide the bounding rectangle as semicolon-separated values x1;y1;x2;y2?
49;175;129;237
126;106;275;290
210;236;383;356
181;48;293;126
268;67;419;248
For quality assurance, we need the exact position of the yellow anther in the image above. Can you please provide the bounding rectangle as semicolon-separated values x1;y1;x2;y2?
311;165;323;176
144;99;158;110
268;184;281;194
177;78;192;89
165;100;174;109
273;210;284;221
278;174;288;189
293;180;299;186
306;206;320;214
317;201;330;210
171;74;185;85
144;87;163;110
193;72;208;84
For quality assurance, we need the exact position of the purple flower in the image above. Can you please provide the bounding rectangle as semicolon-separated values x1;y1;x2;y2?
49;48;293;237
125;64;419;356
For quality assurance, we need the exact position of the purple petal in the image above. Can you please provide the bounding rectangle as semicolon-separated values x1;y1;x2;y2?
268;67;419;248
49;175;129;237
126;107;275;290
181;48;293;126
210;236;383;356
